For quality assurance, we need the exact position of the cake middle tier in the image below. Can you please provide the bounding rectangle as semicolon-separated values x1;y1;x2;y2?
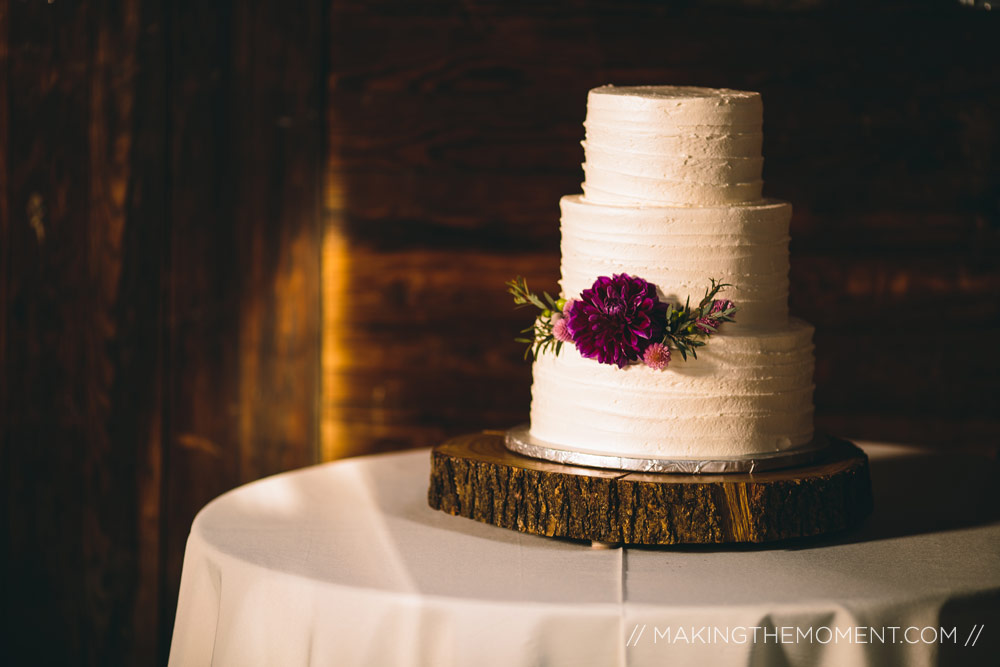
559;194;792;328
529;319;816;460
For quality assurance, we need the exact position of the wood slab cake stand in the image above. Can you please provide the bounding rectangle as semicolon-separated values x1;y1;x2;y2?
428;431;872;545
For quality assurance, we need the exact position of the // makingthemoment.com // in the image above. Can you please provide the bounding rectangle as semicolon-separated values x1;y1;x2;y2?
624;624;985;647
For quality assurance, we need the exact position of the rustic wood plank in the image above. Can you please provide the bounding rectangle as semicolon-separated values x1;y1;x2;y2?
321;245;549;456
813;330;1000;415
163;0;326;654
790;210;1000;254
330;171;572;248
4;0;170;664
329;248;558;320
84;1;168;665
790;255;1000;328
0;0;10;646
328;377;530;421
329;98;584;171
110;2;170;663
161;0;243;657
230;0;324;479
5;0;94;662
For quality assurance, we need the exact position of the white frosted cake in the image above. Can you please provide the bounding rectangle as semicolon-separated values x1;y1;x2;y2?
524;85;816;464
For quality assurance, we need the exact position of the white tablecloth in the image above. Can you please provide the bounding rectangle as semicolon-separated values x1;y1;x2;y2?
169;442;1000;667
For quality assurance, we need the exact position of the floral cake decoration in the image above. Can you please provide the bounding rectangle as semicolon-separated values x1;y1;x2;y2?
506;273;736;370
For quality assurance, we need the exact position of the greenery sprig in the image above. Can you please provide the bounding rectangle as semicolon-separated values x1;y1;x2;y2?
505;276;566;360
662;279;736;360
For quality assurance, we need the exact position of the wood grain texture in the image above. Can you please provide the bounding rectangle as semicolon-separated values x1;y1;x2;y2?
429;432;873;544
2;1;324;664
161;0;325;659
6;1;100;662
0;0;9;654
162;2;243;659
86;2;167;664
230;0;323;480
2;0;170;663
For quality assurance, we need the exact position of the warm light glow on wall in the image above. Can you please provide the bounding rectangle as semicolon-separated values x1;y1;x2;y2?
321;172;350;461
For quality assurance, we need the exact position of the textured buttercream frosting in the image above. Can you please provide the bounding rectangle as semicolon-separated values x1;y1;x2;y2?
530;320;816;458
559;195;790;328
582;85;765;205
527;85;816;462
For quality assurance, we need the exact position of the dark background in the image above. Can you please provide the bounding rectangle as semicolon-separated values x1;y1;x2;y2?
1;0;997;664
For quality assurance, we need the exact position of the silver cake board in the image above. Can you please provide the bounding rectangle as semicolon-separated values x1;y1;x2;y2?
504;424;830;474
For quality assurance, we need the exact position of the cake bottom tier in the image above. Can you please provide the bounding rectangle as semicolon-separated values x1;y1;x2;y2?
528;318;815;460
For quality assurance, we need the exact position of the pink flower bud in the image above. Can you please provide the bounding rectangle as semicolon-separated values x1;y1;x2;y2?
552;315;574;343
642;343;671;370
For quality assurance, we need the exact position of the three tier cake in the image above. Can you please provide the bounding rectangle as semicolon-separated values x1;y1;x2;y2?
430;85;873;542
512;85;819;469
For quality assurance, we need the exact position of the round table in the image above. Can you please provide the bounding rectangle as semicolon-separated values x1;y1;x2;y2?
169;441;1000;666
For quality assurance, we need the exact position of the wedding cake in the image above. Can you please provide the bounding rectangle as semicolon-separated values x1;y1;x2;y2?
514;85;817;468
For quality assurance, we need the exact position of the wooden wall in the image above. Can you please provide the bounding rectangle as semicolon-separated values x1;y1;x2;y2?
2;0;324;664
2;0;997;664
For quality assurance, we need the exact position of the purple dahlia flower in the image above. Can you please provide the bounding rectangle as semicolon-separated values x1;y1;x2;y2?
566;274;667;368
562;298;577;318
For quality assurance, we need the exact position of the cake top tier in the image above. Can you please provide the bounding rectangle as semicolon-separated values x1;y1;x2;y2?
586;85;762;127
581;85;766;206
